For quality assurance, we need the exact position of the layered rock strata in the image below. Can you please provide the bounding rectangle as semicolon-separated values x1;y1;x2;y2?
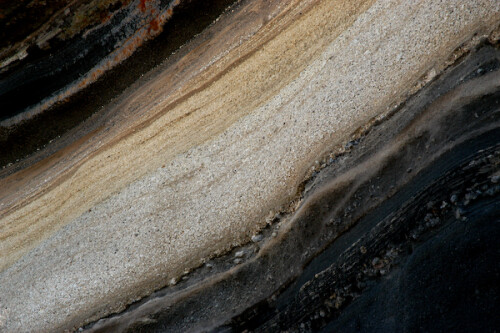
87;41;500;333
0;0;499;331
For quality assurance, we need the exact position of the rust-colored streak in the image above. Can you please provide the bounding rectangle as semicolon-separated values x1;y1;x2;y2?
138;0;148;12
100;11;111;23
148;18;160;33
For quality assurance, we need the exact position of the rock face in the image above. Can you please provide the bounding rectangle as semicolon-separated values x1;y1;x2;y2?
83;43;500;332
0;0;201;123
0;0;499;332
0;0;237;166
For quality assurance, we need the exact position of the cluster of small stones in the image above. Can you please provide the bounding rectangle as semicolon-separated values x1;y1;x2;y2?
163;213;285;289
292;244;403;332
411;150;500;240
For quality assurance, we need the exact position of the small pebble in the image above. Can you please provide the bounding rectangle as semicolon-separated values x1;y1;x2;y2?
272;231;277;237
234;250;245;258
485;187;495;196
491;175;500;183
385;248;398;258
251;234;264;242
465;192;476;201
234;258;243;264
334;296;344;309
485;185;499;196
450;194;458;204
357;281;366;289
427;217;440;227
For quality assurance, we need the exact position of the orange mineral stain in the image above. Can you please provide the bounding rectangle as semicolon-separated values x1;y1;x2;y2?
138;0;148;12
100;12;111;23
148;18;159;33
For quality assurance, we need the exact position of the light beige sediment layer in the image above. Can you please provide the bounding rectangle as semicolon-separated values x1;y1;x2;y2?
1;0;499;331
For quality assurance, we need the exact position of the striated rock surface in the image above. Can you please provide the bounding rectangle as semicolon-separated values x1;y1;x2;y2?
87;42;500;332
0;0;499;331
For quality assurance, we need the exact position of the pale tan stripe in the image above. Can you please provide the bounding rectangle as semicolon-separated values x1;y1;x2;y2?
0;0;374;271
